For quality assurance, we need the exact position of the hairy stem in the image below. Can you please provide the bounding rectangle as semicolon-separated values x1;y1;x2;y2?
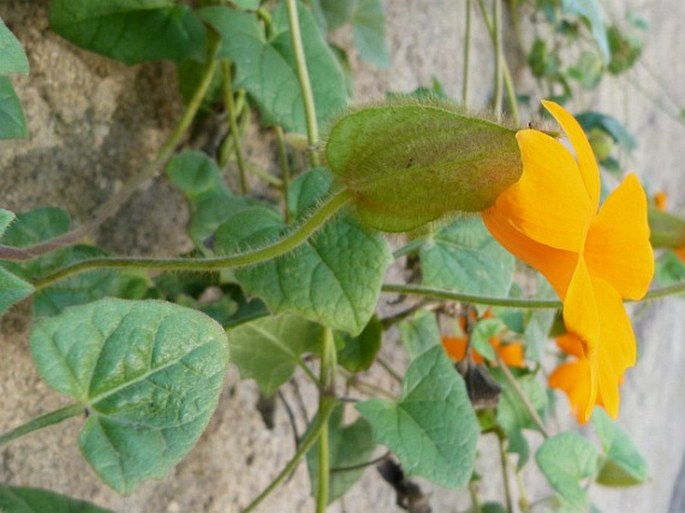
285;0;320;167
0;403;83;448
382;283;561;308
241;396;337;513
493;0;503;119
0;37;221;261
32;191;351;290
497;431;514;513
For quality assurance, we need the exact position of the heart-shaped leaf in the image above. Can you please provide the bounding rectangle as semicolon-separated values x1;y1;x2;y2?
30;298;229;493
0;18;29;74
0;76;27;139
357;346;479;489
593;409;648;486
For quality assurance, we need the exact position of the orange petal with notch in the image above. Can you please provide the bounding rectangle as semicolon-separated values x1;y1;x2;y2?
542;100;601;210
585;174;654;299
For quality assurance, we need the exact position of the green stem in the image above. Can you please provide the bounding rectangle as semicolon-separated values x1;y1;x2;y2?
477;0;519;125
462;0;472;105
497;431;514;513
33;191;351;290
494;352;549;438
383;281;685;308
0;36;221;261
493;0;503;119
285;0;320;167
241;396;337;513
0;403;83;448
382;283;561;308
316;328;337;512
221;61;248;194
275;125;292;223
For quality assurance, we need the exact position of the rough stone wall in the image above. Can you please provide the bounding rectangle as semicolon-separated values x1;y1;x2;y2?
0;0;683;512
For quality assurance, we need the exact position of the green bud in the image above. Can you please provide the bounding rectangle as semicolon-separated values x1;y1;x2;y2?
648;207;685;249
325;99;522;232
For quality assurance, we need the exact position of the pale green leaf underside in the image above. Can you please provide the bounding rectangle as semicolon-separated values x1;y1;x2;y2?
398;310;441;361
0;17;29;74
536;432;598;510
593;409;648;486
357;346;478;489
420;216;515;297
0;266;34;315
227;313;324;396
0;484;113;513
29;298;229;493
0;76;27;139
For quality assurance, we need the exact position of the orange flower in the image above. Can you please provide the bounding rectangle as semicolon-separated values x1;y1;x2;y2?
441;311;525;368
482;100;654;422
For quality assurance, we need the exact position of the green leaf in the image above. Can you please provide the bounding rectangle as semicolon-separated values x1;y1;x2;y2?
230;0;260;9
166;150;256;250
561;0;610;62
29;298;229;493
48;0;206;65
536;432;599;511
0;17;29;74
214;169;392;335
0;208;15;237
336;315;382;372
593;409;648;486
201;3;347;133
576;111;636;150
227;313;324;395
0;266;34;315
357;346;479;489
0;76;27;139
655;250;685;287
306;405;377;503
469;318;503;361
326;99;522;232
421;216;515;297
0;484;113;513
352;0;390;68
319;0;355;29
398;310;441;361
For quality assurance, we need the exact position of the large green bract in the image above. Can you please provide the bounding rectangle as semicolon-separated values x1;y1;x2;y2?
326;100;522;232
357;346;479;489
29;298;230;493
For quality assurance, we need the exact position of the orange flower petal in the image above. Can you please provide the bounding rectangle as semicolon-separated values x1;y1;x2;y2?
496;342;525;367
441;335;468;361
585;174;654;299
489;128;592;252
542;100;601;210
555;332;585;359
482;208;579;298
548;358;594;424
563;257;600;354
